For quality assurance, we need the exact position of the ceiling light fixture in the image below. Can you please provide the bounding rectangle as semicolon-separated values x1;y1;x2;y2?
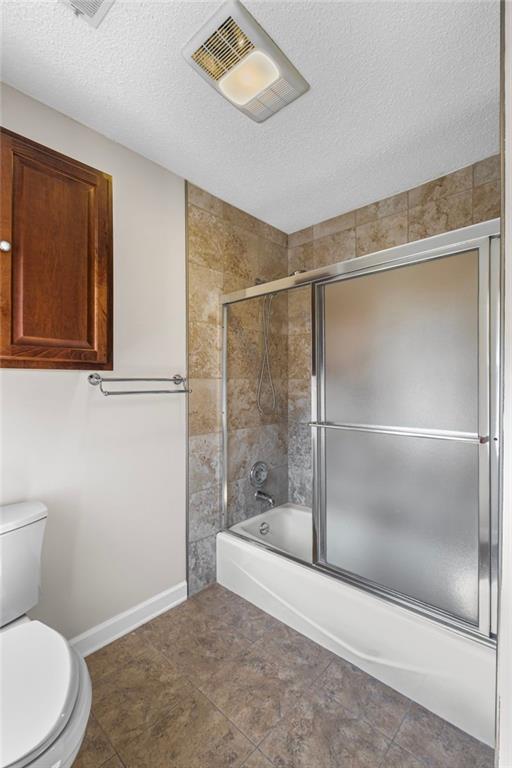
219;50;279;106
182;0;309;123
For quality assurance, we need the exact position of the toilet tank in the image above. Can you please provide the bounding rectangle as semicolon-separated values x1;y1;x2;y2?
0;502;48;627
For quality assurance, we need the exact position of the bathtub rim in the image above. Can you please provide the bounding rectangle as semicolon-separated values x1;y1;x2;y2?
222;525;496;649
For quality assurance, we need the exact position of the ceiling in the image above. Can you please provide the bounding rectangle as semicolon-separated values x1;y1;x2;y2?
0;0;500;233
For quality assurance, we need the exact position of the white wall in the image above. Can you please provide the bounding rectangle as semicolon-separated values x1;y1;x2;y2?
0;84;187;639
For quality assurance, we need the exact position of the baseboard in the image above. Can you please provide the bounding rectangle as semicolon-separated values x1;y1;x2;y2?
70;581;187;657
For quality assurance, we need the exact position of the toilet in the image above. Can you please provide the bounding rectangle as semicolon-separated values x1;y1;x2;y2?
0;502;91;768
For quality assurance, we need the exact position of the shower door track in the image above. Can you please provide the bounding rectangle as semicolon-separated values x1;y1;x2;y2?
220;219;501;644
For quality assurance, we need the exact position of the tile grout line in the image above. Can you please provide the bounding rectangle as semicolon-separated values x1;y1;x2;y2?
88;631;204;758
188;200;286;249
178;660;263;752
240;747;274;768
250;654;336;752
87;588;493;768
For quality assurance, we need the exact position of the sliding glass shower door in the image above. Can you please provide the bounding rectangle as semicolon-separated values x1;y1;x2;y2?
313;244;495;636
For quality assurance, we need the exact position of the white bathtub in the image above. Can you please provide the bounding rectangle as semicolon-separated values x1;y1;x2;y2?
218;503;496;746
230;503;313;562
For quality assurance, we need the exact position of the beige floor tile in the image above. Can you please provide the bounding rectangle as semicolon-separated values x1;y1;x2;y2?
190;583;283;642
117;688;253;768
198;644;311;743
74;714;115;768
101;758;125;768
143;601;255;687
253;621;334;681
260;687;390;768
86;631;149;685
394;702;494;768
92;644;192;749
319;658;411;739
380;743;424;768
243;750;274;767
83;589;493;768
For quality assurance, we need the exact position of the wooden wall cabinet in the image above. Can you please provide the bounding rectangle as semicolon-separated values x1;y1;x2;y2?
0;128;113;369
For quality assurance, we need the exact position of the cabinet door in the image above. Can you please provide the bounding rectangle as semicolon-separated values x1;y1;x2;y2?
0;128;112;369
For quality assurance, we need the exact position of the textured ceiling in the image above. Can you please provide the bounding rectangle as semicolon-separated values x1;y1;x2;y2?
0;0;500;233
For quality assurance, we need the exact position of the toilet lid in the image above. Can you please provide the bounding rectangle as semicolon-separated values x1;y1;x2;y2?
0;621;79;768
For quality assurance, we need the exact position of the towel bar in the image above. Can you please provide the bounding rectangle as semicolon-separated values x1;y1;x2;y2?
88;373;190;396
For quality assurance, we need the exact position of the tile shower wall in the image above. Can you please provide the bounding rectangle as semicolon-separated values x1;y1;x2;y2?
287;155;500;507
226;292;289;528
287;286;313;506
187;183;288;593
188;155;500;593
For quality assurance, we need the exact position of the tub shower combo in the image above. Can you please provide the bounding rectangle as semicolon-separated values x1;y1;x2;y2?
216;219;501;746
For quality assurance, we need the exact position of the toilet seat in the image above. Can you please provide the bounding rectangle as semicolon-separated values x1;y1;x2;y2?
0;621;79;768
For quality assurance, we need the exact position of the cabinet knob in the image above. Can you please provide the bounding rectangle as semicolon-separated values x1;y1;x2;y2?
0;241;11;252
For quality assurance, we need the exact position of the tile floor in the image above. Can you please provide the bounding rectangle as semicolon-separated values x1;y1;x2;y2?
75;584;494;768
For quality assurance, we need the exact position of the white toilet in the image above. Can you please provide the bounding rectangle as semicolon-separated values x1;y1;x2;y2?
0;502;91;768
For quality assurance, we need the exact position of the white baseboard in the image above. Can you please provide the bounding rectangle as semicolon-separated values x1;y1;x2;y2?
70;581;187;657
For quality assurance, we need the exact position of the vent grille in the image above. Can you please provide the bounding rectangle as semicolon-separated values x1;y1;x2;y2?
192;17;254;81
63;0;115;26
245;77;300;120
68;0;104;17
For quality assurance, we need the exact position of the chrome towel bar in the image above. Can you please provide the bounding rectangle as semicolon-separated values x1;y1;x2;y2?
88;373;190;396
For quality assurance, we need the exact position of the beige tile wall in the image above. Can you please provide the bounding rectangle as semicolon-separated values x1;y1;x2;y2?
287;287;313;506
286;154;500;509
288;155;500;271
187;184;289;593
187;155;500;594
226;293;289;529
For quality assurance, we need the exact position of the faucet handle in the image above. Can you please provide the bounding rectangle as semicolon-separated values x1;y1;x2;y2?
250;461;269;488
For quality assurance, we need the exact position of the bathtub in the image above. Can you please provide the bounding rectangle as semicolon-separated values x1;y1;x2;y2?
230;503;313;562
217;503;496;746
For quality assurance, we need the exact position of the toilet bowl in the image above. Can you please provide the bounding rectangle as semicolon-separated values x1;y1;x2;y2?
0;502;91;768
1;620;91;768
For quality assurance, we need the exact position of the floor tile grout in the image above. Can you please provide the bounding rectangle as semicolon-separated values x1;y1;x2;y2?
81;586;493;768
241;747;275;767
189;675;261;749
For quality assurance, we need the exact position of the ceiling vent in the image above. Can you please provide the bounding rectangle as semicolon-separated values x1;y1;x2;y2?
182;0;309;123
61;0;115;28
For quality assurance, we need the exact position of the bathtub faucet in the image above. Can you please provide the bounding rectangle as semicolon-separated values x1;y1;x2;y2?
254;489;275;509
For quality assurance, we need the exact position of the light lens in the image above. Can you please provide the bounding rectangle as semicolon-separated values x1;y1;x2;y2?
219;50;279;106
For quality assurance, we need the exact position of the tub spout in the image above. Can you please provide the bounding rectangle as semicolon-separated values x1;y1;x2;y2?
254;489;275;509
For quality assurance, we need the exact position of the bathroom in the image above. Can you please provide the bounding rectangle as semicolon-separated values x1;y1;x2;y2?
0;0;511;766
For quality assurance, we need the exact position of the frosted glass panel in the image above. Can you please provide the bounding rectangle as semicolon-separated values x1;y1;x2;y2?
325;429;479;623
324;251;479;432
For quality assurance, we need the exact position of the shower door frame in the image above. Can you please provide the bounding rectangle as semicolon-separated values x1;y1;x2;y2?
312;233;500;641
220;219;501;644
